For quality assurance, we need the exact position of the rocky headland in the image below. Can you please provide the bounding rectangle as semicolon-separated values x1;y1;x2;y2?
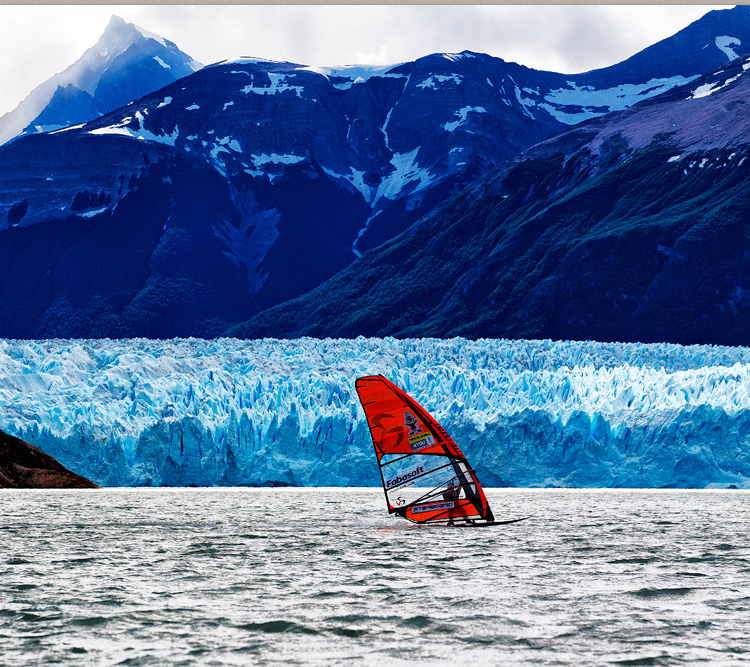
0;428;98;488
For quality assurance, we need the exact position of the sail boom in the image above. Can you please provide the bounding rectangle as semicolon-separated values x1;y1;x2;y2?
382;459;457;491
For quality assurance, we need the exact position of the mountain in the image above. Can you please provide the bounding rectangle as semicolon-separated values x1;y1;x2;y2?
235;53;750;346
0;15;201;146
577;5;750;87
2;7;750;338
0;54;570;338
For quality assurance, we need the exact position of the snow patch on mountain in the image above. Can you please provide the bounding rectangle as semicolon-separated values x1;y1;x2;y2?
89;118;133;138
49;123;86;134
417;74;463;90
89;114;179;147
375;148;435;203
77;207;110;218
323;167;372;203
204;136;243;169
380;106;395;152
133;23;168;48
242;73;304;98
251;153;305;167
210;143;231;164
443;106;487;132
226;57;283;66
716;35;742;61
543;76;698;124
31;124;64;134
298;64;405;89
351;211;382;256
690;71;744;99
514;85;539;119
153;56;170;69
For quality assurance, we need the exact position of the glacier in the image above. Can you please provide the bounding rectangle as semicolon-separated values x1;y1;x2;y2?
1;337;750;489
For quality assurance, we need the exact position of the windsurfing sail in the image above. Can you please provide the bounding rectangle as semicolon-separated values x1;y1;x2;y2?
355;375;496;525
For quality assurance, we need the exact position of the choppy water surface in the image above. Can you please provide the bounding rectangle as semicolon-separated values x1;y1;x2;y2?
2;489;750;666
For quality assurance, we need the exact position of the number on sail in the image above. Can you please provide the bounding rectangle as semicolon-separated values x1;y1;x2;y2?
355;375;495;525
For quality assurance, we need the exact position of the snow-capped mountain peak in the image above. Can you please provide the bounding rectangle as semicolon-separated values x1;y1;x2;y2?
0;15;201;145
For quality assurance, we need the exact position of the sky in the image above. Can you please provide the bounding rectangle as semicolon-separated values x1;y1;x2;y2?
0;4;729;117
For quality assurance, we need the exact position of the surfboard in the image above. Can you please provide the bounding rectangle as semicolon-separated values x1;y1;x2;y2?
442;517;530;528
355;375;528;528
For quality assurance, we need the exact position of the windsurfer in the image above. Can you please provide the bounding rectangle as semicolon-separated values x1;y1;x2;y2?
443;480;460;525
356;375;512;527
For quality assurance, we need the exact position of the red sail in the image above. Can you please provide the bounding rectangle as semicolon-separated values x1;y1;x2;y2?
355;375;494;524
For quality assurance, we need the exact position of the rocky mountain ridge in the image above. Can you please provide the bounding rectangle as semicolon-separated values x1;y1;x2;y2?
237;52;750;345
1;7;750;338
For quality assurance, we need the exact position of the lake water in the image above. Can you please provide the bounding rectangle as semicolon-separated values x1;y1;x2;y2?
2;488;750;666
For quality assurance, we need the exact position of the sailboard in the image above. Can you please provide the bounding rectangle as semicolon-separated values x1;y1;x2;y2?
355;375;527;528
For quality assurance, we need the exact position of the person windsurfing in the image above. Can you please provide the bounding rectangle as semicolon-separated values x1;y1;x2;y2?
355;375;528;527
443;480;461;526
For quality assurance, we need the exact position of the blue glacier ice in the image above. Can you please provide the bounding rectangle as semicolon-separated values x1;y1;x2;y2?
1;337;750;488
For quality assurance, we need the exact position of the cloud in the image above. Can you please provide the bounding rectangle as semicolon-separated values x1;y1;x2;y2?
0;7;110;113
87;5;730;72
0;5;727;117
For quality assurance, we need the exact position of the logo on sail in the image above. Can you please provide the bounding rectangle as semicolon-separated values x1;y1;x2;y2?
409;431;435;452
385;465;425;489
404;410;420;436
404;409;435;451
412;501;454;514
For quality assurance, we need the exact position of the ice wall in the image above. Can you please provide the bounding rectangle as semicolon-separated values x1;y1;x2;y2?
1;337;750;488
